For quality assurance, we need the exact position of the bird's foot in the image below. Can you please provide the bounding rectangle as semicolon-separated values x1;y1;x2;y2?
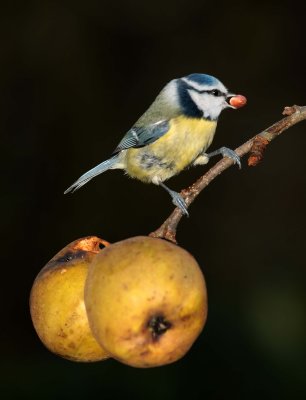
159;182;189;216
170;190;189;216
206;146;241;169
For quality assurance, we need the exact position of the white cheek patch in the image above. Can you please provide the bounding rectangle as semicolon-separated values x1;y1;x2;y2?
188;89;225;120
188;90;209;118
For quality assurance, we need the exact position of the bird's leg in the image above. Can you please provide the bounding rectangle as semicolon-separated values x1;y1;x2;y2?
205;146;241;168
159;182;189;216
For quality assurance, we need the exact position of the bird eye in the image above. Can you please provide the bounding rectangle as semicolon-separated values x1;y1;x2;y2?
211;89;222;97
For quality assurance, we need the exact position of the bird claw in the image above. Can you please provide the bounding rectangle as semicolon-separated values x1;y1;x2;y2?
207;146;241;169
171;192;189;216
159;182;189;216
220;147;241;169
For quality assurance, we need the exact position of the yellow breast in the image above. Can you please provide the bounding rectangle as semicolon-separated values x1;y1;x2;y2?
125;116;217;183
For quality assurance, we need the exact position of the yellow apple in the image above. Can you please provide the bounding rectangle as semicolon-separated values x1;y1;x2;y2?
30;236;110;362
85;236;207;367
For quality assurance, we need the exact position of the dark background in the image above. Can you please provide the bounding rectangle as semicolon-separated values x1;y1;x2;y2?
1;0;305;399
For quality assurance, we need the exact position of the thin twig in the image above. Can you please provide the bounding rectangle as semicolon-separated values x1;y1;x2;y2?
149;105;306;243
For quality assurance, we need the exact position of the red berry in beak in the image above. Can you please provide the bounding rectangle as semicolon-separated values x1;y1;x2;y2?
229;95;247;109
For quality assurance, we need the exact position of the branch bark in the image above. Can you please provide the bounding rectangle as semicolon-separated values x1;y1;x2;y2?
149;105;306;243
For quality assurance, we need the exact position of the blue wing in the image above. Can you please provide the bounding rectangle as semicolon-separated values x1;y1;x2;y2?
113;120;169;154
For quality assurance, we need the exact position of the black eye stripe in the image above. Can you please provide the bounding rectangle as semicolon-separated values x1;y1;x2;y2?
185;83;225;97
210;89;223;97
198;89;225;96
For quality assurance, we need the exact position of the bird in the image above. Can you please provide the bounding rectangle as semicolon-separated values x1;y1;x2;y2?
64;73;246;216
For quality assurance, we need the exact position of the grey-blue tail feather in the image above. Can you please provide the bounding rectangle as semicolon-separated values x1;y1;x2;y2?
64;154;120;194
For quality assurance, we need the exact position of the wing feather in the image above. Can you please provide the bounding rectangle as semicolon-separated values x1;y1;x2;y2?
113;120;169;154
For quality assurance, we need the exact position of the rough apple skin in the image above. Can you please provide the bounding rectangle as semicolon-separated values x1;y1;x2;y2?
30;236;110;362
84;236;207;368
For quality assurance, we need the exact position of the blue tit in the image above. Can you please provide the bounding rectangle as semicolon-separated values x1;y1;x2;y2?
64;73;247;215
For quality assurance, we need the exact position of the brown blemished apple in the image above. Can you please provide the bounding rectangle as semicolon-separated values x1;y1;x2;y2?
30;236;110;362
84;236;207;368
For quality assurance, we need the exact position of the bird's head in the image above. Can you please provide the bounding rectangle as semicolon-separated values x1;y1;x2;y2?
168;73;246;120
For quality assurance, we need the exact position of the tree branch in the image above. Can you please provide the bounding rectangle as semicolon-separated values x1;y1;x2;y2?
149;105;306;243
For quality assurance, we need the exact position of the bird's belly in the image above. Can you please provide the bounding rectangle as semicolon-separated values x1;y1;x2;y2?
125;117;217;183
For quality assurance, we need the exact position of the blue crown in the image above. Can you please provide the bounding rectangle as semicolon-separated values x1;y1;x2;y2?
186;73;220;87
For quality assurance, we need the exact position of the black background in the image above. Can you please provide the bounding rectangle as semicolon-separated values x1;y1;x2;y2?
1;1;306;399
